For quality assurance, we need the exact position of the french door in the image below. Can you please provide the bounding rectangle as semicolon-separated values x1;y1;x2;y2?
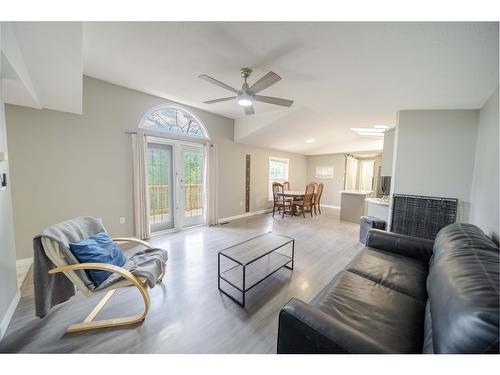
147;143;174;232
146;139;205;233
179;145;205;227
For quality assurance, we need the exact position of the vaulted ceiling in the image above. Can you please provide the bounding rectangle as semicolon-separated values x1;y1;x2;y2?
3;22;498;155
1;22;83;114
83;22;498;154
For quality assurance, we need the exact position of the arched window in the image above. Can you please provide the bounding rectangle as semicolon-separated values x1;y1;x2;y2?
140;106;208;138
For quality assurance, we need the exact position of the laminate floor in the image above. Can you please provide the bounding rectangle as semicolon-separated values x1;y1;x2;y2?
0;208;364;353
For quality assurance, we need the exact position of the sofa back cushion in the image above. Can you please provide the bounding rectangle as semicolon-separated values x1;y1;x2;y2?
427;223;499;353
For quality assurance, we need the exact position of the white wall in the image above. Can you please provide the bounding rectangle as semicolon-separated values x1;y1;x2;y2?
0;23;20;340
306;153;346;207
470;88;499;242
381;128;395;176
392;109;479;221
5;76;306;259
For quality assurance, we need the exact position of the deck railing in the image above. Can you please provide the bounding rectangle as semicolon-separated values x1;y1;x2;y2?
149;184;203;222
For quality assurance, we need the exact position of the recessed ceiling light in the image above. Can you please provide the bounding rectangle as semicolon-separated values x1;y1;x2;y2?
357;132;384;137
374;125;390;129
351;128;386;137
351;127;385;133
305;138;315;143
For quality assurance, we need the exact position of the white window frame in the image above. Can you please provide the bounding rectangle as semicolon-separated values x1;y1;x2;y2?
268;156;289;200
139;104;211;142
315;166;334;179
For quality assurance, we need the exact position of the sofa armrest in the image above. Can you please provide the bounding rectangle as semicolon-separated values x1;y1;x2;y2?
277;298;390;354
365;229;434;262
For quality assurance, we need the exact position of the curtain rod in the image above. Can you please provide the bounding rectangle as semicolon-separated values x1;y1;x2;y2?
124;130;214;147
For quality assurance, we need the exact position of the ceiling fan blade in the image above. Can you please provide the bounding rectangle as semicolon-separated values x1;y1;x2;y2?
203;96;237;104
199;74;240;94
254;95;294;107
248;71;281;93
244;105;255;115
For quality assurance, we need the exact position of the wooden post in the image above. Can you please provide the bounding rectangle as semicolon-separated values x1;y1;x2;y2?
245;155;250;212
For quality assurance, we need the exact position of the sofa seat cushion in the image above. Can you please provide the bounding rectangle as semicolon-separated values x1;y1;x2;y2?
315;271;426;353
346;249;428;302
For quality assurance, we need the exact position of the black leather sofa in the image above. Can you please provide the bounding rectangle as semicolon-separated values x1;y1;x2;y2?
277;223;499;354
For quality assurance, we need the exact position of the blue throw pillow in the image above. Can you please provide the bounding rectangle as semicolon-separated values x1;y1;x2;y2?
69;232;127;287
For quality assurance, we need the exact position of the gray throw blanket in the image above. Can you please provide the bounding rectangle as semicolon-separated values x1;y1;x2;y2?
33;216;168;318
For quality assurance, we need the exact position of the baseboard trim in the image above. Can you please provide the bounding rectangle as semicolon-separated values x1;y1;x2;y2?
218;208;272;224
0;290;20;341
16;257;33;288
16;257;33;268
321;204;340;209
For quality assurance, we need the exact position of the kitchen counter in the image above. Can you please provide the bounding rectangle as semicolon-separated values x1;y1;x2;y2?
339;190;372;223
365;197;390;222
365;197;390;206
340;190;373;195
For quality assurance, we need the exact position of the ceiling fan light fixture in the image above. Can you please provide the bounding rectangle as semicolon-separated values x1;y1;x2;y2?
237;98;253;107
237;94;253;107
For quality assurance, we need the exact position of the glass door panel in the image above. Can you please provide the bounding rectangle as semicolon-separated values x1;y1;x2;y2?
147;143;174;232
180;145;204;227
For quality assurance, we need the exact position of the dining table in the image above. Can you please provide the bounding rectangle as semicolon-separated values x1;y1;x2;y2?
280;190;305;199
278;190;305;215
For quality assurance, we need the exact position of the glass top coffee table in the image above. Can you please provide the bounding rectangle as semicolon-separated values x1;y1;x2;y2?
218;232;295;307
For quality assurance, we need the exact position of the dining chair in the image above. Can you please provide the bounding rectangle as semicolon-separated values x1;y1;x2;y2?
283;181;291;191
314;182;324;215
272;182;291;218
292;183;316;217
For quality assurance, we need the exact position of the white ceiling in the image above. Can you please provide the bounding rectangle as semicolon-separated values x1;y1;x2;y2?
80;22;495;154
1;22;83;114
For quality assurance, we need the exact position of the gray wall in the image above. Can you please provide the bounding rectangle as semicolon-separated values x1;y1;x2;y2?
0;52;19;338
381;128;395;176
6;77;306;259
470;88;499;242
306;153;346;207
392;109;479;221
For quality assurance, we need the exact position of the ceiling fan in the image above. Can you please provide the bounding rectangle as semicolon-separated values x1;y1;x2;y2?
199;67;294;115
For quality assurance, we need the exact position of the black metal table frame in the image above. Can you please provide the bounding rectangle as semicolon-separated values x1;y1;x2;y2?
218;232;295;308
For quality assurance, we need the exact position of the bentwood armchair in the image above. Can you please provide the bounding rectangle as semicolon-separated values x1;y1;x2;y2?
41;235;165;333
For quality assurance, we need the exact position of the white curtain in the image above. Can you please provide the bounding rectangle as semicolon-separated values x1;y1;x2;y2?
359;159;375;191
345;155;358;190
206;143;218;225
132;132;151;239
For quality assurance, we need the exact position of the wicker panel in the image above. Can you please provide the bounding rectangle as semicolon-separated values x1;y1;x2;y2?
391;194;458;240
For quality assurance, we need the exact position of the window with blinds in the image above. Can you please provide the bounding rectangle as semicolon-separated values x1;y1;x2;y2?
268;157;289;199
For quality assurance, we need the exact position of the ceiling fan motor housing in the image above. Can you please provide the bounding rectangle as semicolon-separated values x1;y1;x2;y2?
240;67;252;79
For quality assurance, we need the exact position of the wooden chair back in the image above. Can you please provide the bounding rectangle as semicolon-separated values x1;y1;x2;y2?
316;183;324;205
283;181;291;191
311;182;318;200
303;183;316;205
272;182;284;204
